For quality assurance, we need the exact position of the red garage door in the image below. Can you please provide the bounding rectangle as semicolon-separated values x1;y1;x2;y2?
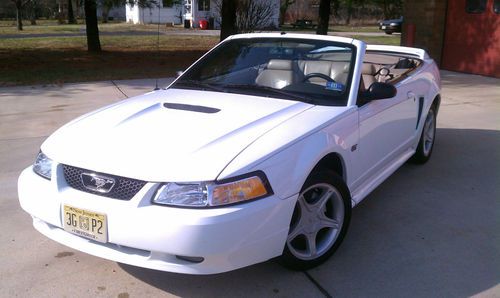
442;0;500;77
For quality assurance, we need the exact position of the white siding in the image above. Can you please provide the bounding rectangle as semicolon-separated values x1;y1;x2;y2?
126;0;280;28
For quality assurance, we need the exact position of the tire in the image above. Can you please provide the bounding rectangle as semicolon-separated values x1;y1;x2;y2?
385;30;393;34
411;105;437;164
279;170;351;270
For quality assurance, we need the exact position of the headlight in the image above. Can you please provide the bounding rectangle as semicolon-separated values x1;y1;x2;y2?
152;172;273;207
33;151;52;180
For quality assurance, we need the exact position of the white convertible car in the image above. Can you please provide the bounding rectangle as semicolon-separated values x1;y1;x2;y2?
18;33;440;274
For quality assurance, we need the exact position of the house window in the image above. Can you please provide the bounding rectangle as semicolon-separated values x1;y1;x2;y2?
465;0;486;13
198;0;210;11
494;0;500;13
162;0;174;7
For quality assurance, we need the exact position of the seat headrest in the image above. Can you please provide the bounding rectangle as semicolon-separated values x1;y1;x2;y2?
267;59;293;70
362;63;376;75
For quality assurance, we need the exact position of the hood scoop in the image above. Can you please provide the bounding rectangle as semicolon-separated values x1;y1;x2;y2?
163;102;220;114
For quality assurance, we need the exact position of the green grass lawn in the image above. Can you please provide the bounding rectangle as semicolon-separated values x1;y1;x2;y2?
0;34;218;86
330;25;380;32
351;35;400;46
0;21;399;86
0;20;186;35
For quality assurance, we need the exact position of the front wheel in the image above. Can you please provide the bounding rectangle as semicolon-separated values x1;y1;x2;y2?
279;171;351;270
411;105;437;164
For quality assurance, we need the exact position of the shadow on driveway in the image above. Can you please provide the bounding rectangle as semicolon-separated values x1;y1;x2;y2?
119;128;500;297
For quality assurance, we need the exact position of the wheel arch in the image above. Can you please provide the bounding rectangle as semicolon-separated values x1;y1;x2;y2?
309;152;346;181
432;94;441;115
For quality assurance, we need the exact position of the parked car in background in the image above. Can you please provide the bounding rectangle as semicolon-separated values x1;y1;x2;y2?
379;17;403;34
19;33;440;274
291;19;317;29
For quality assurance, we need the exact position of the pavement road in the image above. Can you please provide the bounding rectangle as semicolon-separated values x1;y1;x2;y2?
0;71;499;297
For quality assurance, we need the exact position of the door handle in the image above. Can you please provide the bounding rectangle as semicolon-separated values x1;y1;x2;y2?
407;91;416;99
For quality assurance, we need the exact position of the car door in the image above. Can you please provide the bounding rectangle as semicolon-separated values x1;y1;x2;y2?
350;79;419;190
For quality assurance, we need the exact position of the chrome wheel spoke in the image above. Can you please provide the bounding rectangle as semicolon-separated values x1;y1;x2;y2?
286;182;345;261
305;233;318;257
313;188;334;210
422;110;435;155
297;195;310;212
319;214;339;230
287;224;304;243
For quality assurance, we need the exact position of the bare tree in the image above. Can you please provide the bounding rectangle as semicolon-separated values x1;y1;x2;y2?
10;0;31;30
236;0;277;32
279;0;295;25
84;0;101;52
68;0;76;23
220;0;237;41
216;0;277;35
27;0;38;25
316;0;331;35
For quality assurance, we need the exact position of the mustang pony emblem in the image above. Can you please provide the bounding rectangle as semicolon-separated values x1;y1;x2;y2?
80;173;115;193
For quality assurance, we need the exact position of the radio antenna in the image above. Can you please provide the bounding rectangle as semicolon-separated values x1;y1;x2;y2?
154;2;161;91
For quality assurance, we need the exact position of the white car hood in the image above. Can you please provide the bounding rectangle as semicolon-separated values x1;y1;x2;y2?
42;89;312;182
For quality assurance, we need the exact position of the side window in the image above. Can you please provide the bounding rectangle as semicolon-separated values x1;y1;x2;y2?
466;0;487;13
494;0;500;13
198;0;210;11
162;0;173;7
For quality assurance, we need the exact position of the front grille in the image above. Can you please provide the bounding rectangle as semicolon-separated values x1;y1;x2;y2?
62;165;147;200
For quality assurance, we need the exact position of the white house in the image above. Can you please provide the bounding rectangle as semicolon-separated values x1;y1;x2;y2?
126;0;280;29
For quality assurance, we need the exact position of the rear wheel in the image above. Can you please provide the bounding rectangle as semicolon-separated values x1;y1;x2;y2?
412;105;436;164
279;171;351;270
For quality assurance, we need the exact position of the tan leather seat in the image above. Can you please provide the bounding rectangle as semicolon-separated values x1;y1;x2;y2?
297;61;350;85
255;59;293;89
361;63;376;89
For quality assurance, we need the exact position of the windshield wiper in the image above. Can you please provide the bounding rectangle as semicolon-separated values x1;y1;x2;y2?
174;80;226;93
223;84;314;104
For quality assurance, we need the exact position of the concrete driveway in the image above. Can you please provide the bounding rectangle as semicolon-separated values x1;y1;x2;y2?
0;71;499;297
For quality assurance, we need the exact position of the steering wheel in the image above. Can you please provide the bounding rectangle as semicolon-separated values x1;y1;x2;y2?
374;67;393;82
302;73;335;83
374;67;391;76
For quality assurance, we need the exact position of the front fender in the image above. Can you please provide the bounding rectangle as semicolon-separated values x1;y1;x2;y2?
218;108;359;200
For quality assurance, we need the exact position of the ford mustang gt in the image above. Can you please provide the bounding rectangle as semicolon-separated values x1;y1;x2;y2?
18;33;440;274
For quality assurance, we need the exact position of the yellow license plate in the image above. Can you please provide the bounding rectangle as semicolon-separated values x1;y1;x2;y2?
63;205;107;243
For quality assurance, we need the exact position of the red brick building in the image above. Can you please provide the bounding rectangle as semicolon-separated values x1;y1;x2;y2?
402;0;500;78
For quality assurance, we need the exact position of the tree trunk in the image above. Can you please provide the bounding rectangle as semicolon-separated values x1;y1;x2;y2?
102;6;109;23
220;0;237;41
280;0;294;26
68;0;76;24
346;0;352;25
279;7;286;26
84;0;101;52
316;0;330;35
15;1;23;30
30;0;37;25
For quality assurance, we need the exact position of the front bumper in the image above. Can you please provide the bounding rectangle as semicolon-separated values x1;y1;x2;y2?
18;166;297;274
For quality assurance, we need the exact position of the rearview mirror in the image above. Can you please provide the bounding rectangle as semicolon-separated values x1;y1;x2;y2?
362;82;397;101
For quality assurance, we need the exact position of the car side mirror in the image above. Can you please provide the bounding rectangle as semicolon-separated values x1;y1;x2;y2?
361;82;397;101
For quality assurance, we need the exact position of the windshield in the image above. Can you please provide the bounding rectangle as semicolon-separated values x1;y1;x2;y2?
171;37;356;106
